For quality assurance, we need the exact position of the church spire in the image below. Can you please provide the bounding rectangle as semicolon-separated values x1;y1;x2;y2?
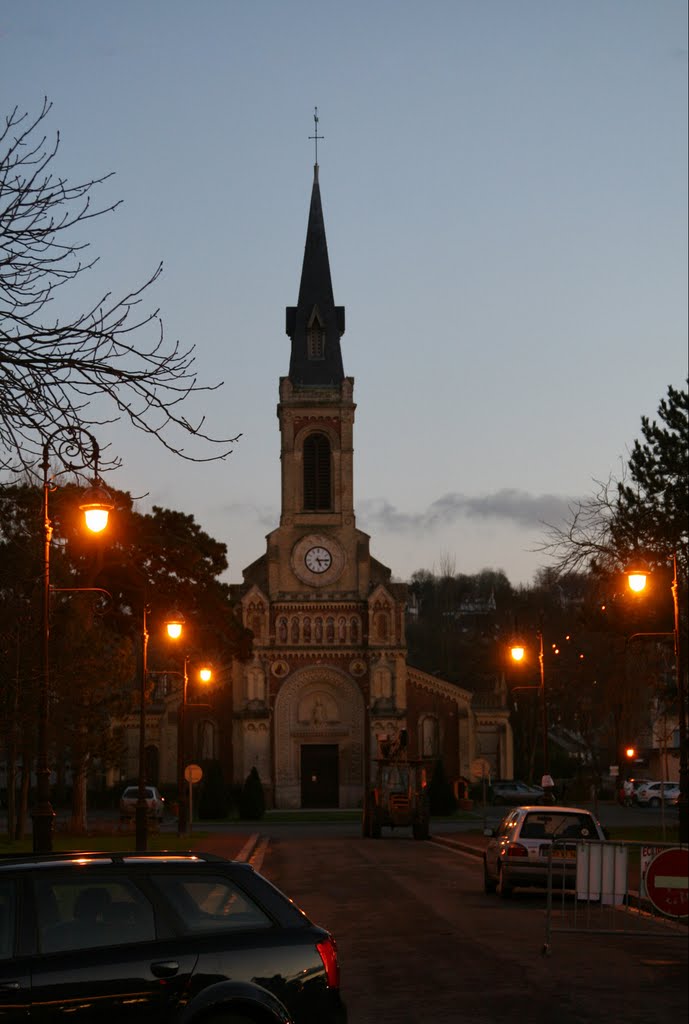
286;111;345;386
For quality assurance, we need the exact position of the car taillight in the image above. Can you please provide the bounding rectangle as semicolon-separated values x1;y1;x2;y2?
505;843;529;858
316;935;340;989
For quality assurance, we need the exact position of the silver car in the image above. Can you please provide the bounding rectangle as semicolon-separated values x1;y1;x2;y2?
483;805;606;898
119;785;165;822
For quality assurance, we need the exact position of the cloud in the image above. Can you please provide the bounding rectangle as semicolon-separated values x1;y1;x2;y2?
358;489;577;533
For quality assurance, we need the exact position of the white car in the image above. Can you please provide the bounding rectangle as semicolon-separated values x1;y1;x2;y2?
483;805;606;897
119;785;165;821
635;781;679;807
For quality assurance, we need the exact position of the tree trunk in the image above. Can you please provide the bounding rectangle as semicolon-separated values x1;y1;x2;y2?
70;764;88;833
16;755;31;840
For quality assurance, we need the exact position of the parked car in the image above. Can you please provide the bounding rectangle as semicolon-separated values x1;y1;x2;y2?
635;781;680;807
119;785;165;821
483;804;606;898
0;850;347;1023
489;780;545;806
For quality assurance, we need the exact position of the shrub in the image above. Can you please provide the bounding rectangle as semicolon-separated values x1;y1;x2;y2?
428;759;457;816
198;760;230;820
239;767;265;820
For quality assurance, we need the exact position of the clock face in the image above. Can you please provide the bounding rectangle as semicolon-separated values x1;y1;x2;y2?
304;545;332;573
291;534;345;586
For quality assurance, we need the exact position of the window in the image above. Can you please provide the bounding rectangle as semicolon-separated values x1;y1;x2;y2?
303;433;332;510
37;878;156;953
150;874;272;934
421;716;438;757
0;880;15;960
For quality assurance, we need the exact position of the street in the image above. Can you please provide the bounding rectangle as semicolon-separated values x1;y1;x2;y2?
195;826;687;1024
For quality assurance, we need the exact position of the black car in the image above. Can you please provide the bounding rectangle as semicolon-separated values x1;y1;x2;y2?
0;850;346;1023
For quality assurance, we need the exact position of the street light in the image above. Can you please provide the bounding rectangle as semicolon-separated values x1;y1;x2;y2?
510;631;552;796
33;429;113;854
135;601;150;852
625;553;686;843
165;612;212;835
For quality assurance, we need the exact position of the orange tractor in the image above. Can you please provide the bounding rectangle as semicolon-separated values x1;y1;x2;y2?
362;732;430;840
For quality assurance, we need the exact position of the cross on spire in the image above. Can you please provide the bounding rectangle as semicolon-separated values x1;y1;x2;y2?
309;106;324;165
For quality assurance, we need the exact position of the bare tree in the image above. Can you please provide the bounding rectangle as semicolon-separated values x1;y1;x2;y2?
535;474;625;578
0;98;239;473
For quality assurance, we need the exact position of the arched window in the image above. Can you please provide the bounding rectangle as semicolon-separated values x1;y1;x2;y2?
196;720;216;761
303;432;332;510
374;611;389;642
422;716;439;758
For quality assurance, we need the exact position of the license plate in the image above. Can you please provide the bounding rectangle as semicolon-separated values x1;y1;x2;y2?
551;848;576;859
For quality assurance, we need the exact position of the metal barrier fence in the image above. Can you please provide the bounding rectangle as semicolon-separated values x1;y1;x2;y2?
543;839;688;954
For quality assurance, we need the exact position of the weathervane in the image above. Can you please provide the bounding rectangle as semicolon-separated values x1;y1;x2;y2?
309;106;324;164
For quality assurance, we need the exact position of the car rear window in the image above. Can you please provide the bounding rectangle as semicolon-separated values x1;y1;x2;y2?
149;874;273;934
521;812;599;840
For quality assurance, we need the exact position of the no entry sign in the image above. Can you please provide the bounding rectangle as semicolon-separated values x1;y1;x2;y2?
645;847;689;918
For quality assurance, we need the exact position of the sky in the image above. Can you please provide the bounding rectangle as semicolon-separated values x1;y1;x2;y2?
2;1;687;587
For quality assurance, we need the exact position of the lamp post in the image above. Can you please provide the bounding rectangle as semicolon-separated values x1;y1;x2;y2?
510;631;551;796
135;602;150;851
625;553;687;843
165;612;212;835
33;429;112;854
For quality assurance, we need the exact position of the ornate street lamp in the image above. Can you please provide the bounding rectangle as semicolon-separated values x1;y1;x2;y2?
625;554;687;842
33;429;112;854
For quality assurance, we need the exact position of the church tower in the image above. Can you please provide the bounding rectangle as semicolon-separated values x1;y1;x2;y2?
229;141;513;810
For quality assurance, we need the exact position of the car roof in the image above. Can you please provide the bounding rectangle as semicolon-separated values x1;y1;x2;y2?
0;851;240;872
513;805;595;814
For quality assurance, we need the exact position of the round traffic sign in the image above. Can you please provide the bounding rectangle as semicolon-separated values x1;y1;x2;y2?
184;763;203;784
645;848;689;918
470;757;491;781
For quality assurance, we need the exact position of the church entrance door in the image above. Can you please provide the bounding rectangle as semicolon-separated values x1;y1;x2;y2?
300;744;339;808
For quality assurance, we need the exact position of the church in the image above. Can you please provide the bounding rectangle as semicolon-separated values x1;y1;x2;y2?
226;158;513;809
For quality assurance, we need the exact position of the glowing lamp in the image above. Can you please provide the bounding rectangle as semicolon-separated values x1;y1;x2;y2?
79;485;113;533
